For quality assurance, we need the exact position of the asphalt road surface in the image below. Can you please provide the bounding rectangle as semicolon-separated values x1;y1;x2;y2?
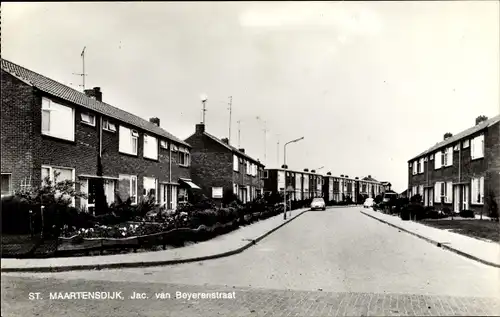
2;207;500;316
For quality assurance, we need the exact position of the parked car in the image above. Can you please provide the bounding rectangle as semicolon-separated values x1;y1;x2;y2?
363;198;374;208
310;198;326;210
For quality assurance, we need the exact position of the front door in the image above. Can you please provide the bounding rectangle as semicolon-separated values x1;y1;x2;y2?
462;185;469;211
454;185;461;212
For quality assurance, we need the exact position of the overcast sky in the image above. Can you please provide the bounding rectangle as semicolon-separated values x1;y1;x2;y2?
2;2;499;192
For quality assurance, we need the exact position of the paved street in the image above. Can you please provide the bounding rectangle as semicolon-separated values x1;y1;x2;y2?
2;207;500;316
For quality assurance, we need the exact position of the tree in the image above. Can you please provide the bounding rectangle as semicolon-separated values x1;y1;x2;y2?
487;191;499;220
476;115;488;125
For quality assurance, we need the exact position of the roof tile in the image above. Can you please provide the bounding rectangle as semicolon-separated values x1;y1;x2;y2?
1;59;190;147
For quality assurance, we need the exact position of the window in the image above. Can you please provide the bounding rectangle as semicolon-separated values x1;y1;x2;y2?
178;148;190;167
102;120;116;132
412;161;418;175
430;154;434;161
143;134;158;160
233;155;239;172
246;161;251;175
41;166;75;206
80;112;96;126
143;177;158;204
462;139;470;149
471;134;484;160
179;188;188;203
160;140;168;149
434;151;442;169
171;144;178;152
444;147;453;167
41;97;75;141
1;174;12;197
119;126;138;155
418;158;424;174
446;182;452;203
118;174;137;204
434;182;442;202
453;144;459;151
278;171;285;190
263;171;269;179
471;177;484;204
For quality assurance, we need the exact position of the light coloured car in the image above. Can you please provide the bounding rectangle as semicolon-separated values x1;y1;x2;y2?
363;198;374;208
310;197;326;210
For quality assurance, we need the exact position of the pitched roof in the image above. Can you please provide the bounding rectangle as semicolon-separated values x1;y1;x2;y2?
362;176;379;182
409;115;500;162
1;59;190;147
202;131;265;166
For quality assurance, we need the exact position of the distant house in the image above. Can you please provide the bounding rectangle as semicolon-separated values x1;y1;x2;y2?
185;123;265;203
1;59;194;213
407;115;500;215
400;189;408;198
380;181;392;192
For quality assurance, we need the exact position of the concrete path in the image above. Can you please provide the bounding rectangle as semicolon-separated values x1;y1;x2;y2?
1;207;311;272
360;208;500;268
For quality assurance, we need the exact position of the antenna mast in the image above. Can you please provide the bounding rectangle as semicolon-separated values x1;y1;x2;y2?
228;96;232;144
72;46;87;91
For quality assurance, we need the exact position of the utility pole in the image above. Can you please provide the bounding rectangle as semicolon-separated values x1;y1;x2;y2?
228;96;232;144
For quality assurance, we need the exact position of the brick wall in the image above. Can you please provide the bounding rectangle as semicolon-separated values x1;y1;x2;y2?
1;70;36;192
408;123;499;214
185;133;234;199
485;122;500;213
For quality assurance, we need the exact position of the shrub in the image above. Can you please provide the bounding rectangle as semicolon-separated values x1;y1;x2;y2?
459;209;475;218
487;191;499;219
441;207;452;216
374;195;383;204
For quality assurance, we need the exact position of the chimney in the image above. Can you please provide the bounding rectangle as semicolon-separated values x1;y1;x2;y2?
281;164;288;169
239;148;245;153
196;123;205;134
355;177;359;180
84;87;102;102
221;138;229;145
311;170;316;173
340;174;344;177
368;175;371;178
475;115;488;125
443;132;453;140
149;117;160;126
327;172;332;175
345;175;349;178
304;168;309;172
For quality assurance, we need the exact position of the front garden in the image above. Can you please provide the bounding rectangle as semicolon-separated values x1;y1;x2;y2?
1;178;312;258
371;193;499;242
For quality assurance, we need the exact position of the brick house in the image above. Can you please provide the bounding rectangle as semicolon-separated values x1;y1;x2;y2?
407;115;500;215
184;123;265;203
1;59;197;213
263;168;322;200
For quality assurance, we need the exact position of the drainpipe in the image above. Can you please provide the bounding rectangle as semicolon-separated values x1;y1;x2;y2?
169;142;172;209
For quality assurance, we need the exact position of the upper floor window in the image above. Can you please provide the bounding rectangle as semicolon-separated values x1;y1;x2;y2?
143;134;158;160
41;97;75;141
412;161;418;175
80;112;96;126
246;161;251;175
119;126;138;156
160;140;168;149
418;158;424;173
462;139;470;149
444;147;453;167
434;151;442;169
233;155;239;172
102;120;116;132
471;134;484;160
178;147;190;167
263;170;269;179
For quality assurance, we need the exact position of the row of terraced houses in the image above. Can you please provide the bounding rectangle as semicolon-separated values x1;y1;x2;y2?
407;115;500;215
1;59;392;212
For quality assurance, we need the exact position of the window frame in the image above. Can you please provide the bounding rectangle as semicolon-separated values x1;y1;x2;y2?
471;134;485;160
41;165;76;206
102;119;116;132
160;140;169;149
80;112;96;127
143;134;159;160
1;173;12;197
178;148;190;167
41;97;75;141
233;155;239;172
434;151;442;169
119;126;139;156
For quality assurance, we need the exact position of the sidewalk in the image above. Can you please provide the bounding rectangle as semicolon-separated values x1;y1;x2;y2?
1;208;310;273
360;208;500;268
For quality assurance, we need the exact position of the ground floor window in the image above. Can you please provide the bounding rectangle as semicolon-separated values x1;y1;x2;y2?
179;187;188;203
1;173;12;197
118;174;138;204
143;177;158;203
80;178;117;214
41;165;75;206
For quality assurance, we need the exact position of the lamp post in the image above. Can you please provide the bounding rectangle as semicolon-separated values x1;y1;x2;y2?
284;136;304;220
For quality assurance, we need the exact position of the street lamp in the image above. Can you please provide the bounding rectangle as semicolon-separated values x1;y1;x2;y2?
284;136;304;220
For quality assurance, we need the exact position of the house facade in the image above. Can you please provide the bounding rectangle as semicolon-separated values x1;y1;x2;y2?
185;123;265;203
407;115;500;215
1;59;195;213
264;169;385;204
